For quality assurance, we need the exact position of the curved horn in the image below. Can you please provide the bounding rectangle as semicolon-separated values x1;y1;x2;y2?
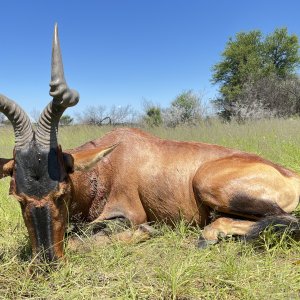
0;94;33;149
36;23;79;148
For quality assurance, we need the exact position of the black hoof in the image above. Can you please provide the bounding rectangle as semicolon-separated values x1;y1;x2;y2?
197;237;218;249
138;224;160;237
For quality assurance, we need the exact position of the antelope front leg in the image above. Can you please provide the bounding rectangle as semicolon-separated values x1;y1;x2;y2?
67;216;131;251
89;216;132;235
68;190;157;251
67;222;158;252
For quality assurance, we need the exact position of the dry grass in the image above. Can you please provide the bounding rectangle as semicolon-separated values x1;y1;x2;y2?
0;119;300;299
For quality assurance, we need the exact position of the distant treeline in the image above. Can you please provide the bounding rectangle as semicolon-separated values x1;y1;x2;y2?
1;27;300;127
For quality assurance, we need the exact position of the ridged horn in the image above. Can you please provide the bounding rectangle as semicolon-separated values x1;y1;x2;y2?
0;94;33;149
35;23;79;148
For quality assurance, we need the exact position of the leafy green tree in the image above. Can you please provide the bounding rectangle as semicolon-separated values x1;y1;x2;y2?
59;114;73;126
212;28;300;120
263;28;300;78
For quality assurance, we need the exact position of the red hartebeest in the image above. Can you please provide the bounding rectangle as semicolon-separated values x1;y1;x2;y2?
0;25;299;262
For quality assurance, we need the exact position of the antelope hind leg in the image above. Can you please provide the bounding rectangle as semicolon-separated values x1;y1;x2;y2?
198;217;255;248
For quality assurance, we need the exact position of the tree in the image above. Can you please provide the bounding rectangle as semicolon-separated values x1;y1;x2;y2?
59;114;73;126
263;28;300;78
76;105;108;125
163;90;205;127
212;28;300;120
76;104;137;125
109;105;136;125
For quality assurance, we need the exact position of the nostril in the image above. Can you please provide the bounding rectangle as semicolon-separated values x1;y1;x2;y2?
32;175;40;181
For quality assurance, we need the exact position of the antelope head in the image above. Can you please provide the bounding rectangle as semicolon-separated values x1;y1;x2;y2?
0;24;80;262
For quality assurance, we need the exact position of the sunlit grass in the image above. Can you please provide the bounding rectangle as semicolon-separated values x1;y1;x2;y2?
0;119;300;299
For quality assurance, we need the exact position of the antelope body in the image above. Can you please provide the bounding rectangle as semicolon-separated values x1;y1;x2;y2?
1;25;300;262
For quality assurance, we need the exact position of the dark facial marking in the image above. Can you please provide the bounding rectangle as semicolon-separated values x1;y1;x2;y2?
230;194;286;218
14;142;62;198
30;205;55;261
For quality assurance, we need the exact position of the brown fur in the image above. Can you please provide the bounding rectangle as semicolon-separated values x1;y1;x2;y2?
66;128;300;246
0;158;13;178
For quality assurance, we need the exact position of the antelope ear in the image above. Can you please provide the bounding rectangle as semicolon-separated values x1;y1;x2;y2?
62;153;75;173
0;158;14;178
72;144;118;172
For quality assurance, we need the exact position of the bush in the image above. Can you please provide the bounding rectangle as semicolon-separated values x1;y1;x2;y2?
143;106;163;127
230;75;300;121
59;115;73;126
162;90;206;127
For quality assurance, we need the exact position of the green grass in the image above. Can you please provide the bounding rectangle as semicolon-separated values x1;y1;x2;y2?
1;119;300;299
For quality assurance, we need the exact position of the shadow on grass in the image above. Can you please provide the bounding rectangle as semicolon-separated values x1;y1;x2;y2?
17;239;32;262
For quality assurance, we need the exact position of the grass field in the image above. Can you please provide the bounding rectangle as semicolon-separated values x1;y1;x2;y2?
0;119;300;299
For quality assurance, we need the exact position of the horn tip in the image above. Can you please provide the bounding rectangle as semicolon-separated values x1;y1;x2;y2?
53;23;59;44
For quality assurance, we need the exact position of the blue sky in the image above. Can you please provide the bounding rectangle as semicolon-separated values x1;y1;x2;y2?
1;0;300;117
